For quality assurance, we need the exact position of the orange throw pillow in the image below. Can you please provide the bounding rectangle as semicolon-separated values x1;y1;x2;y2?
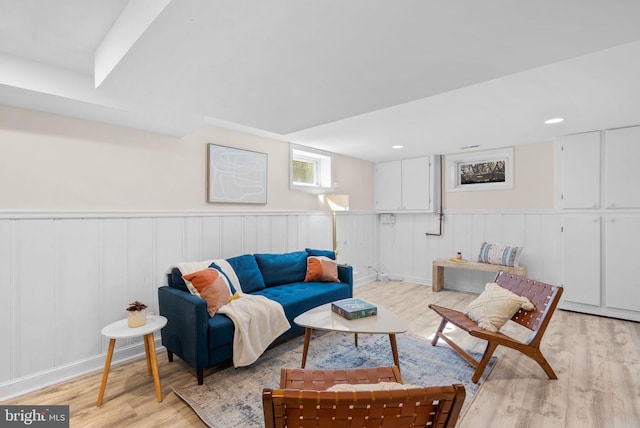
304;256;339;282
183;268;233;317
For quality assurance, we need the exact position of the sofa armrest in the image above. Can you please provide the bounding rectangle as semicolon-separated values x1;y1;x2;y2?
338;264;354;296
157;286;210;369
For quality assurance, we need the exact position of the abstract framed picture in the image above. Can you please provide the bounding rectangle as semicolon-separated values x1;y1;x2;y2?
208;144;267;204
447;147;513;191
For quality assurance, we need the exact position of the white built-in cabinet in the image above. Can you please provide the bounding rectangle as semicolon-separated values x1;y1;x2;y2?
559;127;640;321
375;156;441;213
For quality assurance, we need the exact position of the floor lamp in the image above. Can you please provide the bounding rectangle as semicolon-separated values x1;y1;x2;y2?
320;194;350;257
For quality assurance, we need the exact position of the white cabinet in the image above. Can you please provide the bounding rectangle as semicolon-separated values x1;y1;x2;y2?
558;126;640;321
561;132;600;209
605;217;640;312
374;161;402;211
605;127;640;209
375;156;440;213
562;216;601;306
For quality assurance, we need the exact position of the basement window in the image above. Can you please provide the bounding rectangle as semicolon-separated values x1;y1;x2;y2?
290;144;333;193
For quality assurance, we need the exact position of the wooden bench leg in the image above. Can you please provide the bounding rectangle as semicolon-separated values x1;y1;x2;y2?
432;264;445;292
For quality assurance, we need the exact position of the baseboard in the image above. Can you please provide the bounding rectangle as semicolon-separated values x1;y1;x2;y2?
0;337;163;402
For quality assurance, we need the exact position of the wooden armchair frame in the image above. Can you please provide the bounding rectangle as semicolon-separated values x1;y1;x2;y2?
263;366;465;428
429;271;563;383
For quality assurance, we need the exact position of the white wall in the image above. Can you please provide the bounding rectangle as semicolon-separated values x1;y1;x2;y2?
0;105;377;400
0;210;378;400
379;210;560;290
444;142;555;210
0;105;374;211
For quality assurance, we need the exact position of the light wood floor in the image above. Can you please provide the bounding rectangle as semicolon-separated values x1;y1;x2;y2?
4;282;640;427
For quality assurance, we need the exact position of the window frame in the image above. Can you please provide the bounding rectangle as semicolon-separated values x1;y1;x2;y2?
290;144;333;193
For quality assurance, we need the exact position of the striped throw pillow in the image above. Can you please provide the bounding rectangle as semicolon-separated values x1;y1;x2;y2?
478;242;523;267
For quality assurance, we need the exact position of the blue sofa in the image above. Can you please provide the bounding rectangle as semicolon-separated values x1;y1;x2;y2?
158;249;353;384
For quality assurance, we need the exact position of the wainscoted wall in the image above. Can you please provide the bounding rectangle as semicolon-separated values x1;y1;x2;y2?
0;207;602;400
379;210;561;290
0;210;378;400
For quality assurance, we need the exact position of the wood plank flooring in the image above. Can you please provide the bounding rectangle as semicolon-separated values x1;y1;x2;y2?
3;282;639;427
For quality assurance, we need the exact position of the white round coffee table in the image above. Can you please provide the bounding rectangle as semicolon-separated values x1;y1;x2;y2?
97;315;167;407
294;301;409;372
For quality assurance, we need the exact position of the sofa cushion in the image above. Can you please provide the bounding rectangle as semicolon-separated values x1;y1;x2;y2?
305;248;336;260
304;256;339;282
226;254;265;293
255;281;351;321
183;268;237;317
255;251;308;287
169;267;189;292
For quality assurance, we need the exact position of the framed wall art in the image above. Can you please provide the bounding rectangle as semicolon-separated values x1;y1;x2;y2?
208;144;267;204
447;147;513;191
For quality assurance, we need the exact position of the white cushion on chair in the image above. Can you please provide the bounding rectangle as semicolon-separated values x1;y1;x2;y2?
464;282;534;332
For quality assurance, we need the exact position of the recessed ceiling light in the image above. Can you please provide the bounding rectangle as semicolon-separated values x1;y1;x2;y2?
392;145;404;149
545;117;564;124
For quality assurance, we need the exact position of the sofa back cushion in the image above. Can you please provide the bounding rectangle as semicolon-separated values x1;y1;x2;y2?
168;267;189;292
226;254;266;293
255;250;308;287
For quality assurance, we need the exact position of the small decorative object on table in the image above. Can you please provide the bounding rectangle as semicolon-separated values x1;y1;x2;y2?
126;300;148;327
331;298;377;320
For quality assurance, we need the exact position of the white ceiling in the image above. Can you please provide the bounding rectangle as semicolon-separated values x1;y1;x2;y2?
2;0;640;162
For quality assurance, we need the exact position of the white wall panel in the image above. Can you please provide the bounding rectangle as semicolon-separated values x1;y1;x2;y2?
242;216;258;255
0;221;12;383
124;218;154;348
15;219;56;378
184;217;204;261
255;216;272;253
221;216;244;257
99;219;128;341
54;219;102;365
201;216;222;259
270;216;289;253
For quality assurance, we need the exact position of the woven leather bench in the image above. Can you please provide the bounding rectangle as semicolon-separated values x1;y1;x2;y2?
263;366;466;428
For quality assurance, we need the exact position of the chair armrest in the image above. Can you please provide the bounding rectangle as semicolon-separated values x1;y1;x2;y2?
158;286;210;369
338;264;353;296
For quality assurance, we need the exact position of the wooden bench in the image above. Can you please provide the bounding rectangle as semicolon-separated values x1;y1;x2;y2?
432;258;526;292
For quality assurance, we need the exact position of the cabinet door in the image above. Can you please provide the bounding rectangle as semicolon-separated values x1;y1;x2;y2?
605;216;640;312
605;126;640;208
562;215;601;306
401;157;431;210
375;161;401;211
561;132;600;209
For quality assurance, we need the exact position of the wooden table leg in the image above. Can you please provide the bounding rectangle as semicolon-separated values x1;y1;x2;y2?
144;334;152;376
432;263;444;292
388;334;401;373
354;333;358;347
144;333;163;402
301;328;312;368
97;338;116;407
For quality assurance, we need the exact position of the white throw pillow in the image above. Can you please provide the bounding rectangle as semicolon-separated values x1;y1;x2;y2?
464;282;535;332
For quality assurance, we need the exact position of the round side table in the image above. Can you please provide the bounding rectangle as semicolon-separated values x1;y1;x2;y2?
97;315;168;407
